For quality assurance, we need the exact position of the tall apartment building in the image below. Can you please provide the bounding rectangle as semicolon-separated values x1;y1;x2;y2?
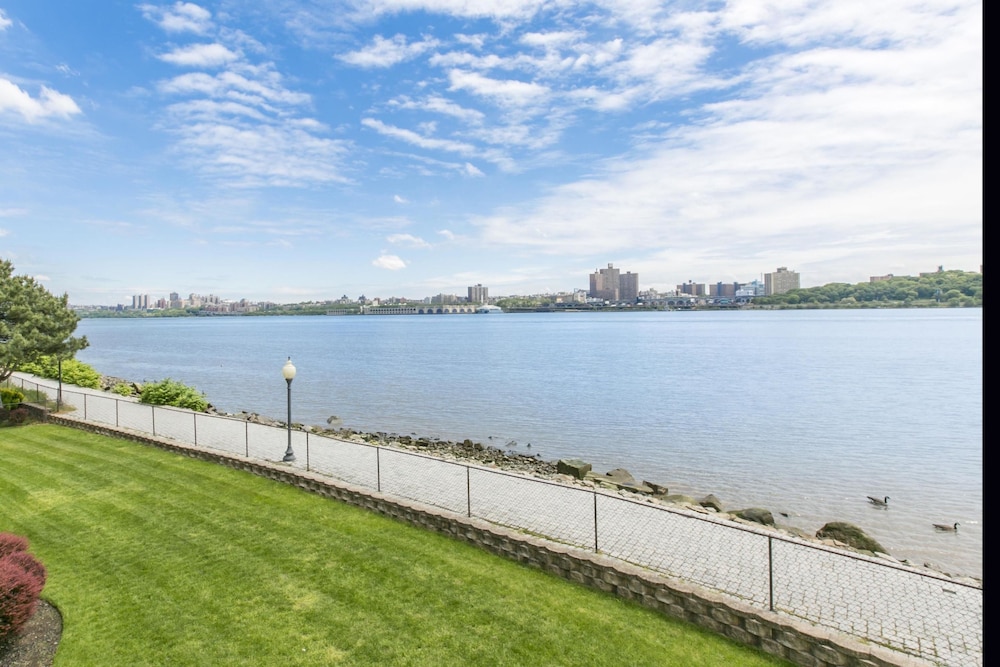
710;282;739;297
619;271;639;302
677;281;706;296
468;284;489;304
764;267;800;295
132;294;149;309
590;263;620;301
590;263;639;302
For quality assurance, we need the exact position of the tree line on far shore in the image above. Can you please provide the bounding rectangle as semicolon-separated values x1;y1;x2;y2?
752;269;981;308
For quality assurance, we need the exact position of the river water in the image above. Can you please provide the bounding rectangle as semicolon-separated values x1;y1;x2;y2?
74;308;982;578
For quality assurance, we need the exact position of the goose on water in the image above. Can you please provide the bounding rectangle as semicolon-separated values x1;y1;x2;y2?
933;522;959;532
867;495;889;506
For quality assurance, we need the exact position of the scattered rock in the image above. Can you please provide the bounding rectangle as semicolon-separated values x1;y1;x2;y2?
643;481;669;496
556;459;592;479
699;494;723;512
604;468;637;485
816;522;886;555
733;508;775;526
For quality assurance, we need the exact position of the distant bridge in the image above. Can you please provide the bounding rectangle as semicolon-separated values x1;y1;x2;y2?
358;304;479;315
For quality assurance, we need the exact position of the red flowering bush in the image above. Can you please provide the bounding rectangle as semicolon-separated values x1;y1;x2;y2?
0;533;28;559
0;534;47;642
2;551;46;587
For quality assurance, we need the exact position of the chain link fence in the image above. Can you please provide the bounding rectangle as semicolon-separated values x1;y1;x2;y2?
7;374;982;666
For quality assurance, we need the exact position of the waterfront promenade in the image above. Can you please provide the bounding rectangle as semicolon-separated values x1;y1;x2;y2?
9;373;982;667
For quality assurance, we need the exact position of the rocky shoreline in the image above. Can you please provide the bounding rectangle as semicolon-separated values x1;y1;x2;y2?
225;410;982;585
96;376;980;585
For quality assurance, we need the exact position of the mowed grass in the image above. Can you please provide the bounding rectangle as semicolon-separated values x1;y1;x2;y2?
1;424;787;666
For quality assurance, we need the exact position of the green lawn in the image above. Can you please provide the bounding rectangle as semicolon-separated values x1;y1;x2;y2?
0;424;787;666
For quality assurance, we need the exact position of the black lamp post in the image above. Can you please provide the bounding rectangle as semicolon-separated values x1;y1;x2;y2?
282;357;296;462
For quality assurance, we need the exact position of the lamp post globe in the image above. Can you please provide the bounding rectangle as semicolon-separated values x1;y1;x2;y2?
282;357;296;462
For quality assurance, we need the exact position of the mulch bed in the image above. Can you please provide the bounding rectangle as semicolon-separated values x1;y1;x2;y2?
0;600;61;667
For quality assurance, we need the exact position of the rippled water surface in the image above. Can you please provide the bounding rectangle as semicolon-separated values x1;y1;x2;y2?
76;309;982;577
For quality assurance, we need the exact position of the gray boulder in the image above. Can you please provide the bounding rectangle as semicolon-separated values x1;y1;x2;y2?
699;494;723;512
643;481;669;496
816;522;886;555
556;459;592;479
734;508;775;526
604;468;637;485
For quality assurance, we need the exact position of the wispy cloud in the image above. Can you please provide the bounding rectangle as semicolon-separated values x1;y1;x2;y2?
387;233;430;248
158;43;239;68
388;95;485;123
447;70;550;107
148;11;350;187
361;117;477;155
0;9;12;31
339;34;440;68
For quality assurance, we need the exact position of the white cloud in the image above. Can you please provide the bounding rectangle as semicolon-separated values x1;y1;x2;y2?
373;254;407;270
345;0;549;23
467;2;981;284
389;95;485;123
0;79;81;122
167;122;350;187
0;228;8;237
463;162;484;177
447;70;550;107
0;10;12;31
393;195;408;204
339;34;440;68
362;117;477;154
158;70;311;106
158;43;239;68
140;1;212;34
387;233;430;248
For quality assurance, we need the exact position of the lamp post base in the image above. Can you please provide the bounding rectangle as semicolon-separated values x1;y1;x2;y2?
282;451;296;462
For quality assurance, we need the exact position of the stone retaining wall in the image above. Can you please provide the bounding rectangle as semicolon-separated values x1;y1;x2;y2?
41;411;932;667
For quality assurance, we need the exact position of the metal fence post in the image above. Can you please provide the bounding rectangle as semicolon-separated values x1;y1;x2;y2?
115;399;119;427
466;467;471;518
83;393;87;420
245;421;249;458
768;535;775;612
376;447;381;493
306;432;310;472
593;491;599;553
193;413;198;446
151;406;156;436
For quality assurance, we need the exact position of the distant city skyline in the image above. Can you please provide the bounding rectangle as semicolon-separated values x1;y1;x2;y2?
1;1;982;306
99;263;984;310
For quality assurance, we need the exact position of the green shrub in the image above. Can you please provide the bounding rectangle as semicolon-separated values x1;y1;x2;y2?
139;379;209;412
0;388;24;409
19;356;101;389
112;383;136;397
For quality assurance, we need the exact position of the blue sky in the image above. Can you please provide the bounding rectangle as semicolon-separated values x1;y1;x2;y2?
0;1;982;305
